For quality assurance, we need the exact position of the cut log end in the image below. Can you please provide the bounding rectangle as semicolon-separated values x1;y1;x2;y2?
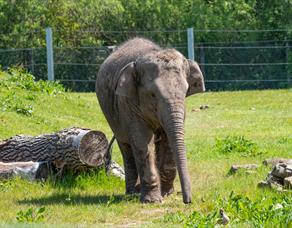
79;131;108;167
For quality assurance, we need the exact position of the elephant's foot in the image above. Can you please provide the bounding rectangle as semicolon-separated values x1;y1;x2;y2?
161;184;174;197
140;186;162;203
126;183;141;194
141;188;162;203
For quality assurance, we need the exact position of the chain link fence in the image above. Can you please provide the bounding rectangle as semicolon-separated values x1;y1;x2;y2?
1;28;291;91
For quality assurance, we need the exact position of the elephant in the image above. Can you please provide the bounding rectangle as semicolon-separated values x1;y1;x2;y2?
95;38;205;204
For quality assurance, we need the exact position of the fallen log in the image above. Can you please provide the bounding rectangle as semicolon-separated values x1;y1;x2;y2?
0;160;126;180
0;161;50;180
0;127;108;172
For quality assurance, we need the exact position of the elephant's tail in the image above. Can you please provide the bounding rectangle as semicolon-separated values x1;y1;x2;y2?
104;135;116;174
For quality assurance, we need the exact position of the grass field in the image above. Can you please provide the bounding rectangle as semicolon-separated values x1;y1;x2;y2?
0;70;291;227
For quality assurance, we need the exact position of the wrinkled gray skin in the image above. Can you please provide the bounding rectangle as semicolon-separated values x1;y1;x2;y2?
96;38;205;204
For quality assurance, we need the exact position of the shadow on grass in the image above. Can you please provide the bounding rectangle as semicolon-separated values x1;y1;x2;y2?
17;193;139;206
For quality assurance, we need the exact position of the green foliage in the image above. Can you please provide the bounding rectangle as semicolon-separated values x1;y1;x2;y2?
1;0;292;48
1;1;292;92
219;192;292;227
160;192;292;227
214;136;261;156
0;67;65;115
16;207;46;223
1;92;34;116
0;180;15;193
0;67;65;95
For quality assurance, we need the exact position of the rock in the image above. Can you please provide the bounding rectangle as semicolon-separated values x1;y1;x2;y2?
191;108;200;112
258;181;269;188
199;105;209;110
263;158;292;167
107;161;125;180
230;164;258;173
266;172;284;185
259;159;292;190
273;203;284;210
284;176;292;189
271;163;292;179
218;208;230;225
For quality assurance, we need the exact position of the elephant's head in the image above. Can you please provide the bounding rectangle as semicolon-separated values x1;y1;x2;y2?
115;49;205;204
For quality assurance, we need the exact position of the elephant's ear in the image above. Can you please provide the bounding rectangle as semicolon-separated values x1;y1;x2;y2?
186;59;205;97
115;62;137;98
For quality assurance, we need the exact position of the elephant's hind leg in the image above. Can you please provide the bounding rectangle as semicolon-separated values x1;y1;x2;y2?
155;130;176;197
117;141;140;194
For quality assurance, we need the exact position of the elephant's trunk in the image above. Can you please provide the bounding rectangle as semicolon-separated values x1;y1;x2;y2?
163;102;191;204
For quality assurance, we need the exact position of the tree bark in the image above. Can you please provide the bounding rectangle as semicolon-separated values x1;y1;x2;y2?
0;161;50;180
0;127;109;172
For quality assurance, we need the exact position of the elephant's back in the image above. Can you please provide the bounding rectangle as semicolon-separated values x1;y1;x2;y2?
96;38;161;92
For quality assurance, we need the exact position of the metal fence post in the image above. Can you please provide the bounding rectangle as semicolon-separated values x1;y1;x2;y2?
286;40;291;87
30;48;35;74
45;27;54;81
187;27;195;60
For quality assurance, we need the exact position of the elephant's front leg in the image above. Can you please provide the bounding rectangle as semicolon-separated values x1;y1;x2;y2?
155;130;176;197
129;119;162;203
117;141;140;194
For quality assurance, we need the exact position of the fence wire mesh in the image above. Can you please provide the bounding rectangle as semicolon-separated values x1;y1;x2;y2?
0;29;291;91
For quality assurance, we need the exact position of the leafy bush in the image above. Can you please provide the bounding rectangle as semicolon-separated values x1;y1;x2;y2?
0;67;65;115
214;136;260;156
160;192;292;227
16;207;46;223
219;192;292;227
1;92;33;116
0;67;65;95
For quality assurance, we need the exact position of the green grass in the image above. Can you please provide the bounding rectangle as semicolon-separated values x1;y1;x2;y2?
0;69;291;226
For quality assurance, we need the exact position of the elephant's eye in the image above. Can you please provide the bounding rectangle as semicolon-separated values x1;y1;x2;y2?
150;93;156;98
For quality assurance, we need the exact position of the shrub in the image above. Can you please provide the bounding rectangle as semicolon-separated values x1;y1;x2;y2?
0;67;65;95
159;192;292;227
1;92;33;116
214;136;260;156
16;207;46;223
0;67;66;115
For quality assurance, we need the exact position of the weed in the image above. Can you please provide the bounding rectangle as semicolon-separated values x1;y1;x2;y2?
16;207;46;223
0;67;65;115
219;191;292;227
0;180;15;192
214;136;261;156
0;92;33;116
277;137;291;144
159;192;292;227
